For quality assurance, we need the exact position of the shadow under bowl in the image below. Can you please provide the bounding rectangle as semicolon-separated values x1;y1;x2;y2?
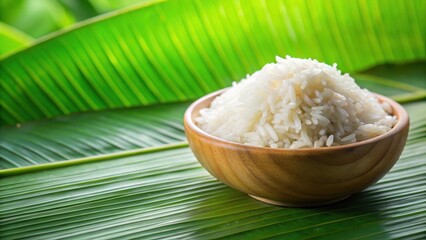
184;89;409;207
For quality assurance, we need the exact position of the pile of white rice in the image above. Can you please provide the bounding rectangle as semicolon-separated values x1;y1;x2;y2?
196;56;397;149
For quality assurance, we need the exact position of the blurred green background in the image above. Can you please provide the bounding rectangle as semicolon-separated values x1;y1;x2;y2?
0;0;150;38
0;1;425;239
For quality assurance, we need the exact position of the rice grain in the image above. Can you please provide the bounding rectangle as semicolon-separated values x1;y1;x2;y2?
197;56;397;149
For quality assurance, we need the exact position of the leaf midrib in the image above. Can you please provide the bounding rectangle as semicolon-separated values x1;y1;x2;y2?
0;141;189;177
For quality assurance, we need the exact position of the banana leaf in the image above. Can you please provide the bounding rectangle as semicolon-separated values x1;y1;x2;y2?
0;0;425;239
0;22;32;56
0;0;76;38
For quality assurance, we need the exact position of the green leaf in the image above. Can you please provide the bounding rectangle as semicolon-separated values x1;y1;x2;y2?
0;22;32;56
353;62;426;103
88;0;154;14
1;0;425;125
58;0;99;21
0;0;426;239
0;103;188;169
1;61;424;169
0;0;76;38
0;101;425;239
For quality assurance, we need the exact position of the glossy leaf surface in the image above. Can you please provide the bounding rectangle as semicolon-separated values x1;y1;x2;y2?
0;102;425;239
1;0;425;125
0;0;425;239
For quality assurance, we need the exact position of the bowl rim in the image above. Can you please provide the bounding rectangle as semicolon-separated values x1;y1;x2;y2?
184;88;409;153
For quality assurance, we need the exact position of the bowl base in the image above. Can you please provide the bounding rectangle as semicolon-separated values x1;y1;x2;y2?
249;195;350;207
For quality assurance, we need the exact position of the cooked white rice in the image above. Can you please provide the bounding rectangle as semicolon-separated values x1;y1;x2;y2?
196;56;397;149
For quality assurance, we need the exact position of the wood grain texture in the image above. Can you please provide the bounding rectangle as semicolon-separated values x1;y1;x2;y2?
184;89;409;207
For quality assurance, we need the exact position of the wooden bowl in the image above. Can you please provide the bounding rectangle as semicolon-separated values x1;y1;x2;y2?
184;89;409;207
